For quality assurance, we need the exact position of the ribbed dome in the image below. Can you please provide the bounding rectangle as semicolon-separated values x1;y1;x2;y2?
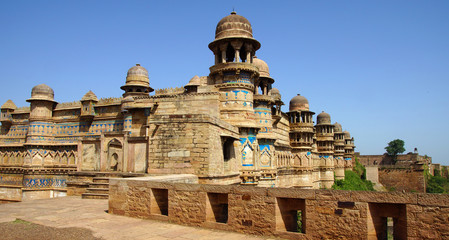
127;64;148;77
333;122;342;133
289;94;309;111
344;131;351;138
215;11;253;40
252;56;270;78
27;84;55;102
317;111;331;125
122;64;149;88
209;12;260;51
81;90;98;102
1;100;17;110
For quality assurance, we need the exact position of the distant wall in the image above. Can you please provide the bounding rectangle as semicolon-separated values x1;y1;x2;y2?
365;166;379;184
109;178;449;240
378;168;426;192
357;153;432;168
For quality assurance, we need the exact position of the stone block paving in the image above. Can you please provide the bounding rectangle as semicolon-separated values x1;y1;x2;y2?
0;196;279;240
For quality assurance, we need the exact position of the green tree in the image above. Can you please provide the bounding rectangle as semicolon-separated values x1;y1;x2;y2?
385;139;405;163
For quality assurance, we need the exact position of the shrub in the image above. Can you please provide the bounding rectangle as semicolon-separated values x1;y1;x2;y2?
332;170;375;191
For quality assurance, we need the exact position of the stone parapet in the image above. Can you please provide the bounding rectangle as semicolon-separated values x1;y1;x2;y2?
109;179;449;239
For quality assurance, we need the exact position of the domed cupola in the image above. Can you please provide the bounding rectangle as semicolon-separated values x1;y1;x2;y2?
27;84;56;103
252;56;270;78
333;122;342;133
317;111;331;125
215;11;254;40
270;88;281;101
209;11;260;64
26;84;56;121
121;64;154;97
209;11;260;52
289;94;309;112
252;56;274;96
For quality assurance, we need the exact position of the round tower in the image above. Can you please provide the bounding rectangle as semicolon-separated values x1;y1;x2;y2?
252;56;276;186
208;11;260;128
208;11;261;185
281;94;315;188
121;64;154;97
333;122;345;179
315;111;335;188
344;131;355;169
26;84;57;146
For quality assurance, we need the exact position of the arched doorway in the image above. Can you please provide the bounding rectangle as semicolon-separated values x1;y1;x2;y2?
107;139;123;172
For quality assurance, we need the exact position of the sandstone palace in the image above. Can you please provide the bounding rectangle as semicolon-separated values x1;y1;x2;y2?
0;12;356;201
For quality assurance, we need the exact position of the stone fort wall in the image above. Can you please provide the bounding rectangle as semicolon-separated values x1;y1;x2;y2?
109;178;449;240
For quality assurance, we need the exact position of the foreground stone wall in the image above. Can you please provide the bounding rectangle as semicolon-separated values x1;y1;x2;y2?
109;178;449;240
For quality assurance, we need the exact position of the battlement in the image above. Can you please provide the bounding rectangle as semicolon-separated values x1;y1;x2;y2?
155;87;185;96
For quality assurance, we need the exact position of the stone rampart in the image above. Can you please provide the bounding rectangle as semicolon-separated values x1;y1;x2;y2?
109;178;449;239
378;168;426;192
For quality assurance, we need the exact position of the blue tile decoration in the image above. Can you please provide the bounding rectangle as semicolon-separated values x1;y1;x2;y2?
23;175;66;189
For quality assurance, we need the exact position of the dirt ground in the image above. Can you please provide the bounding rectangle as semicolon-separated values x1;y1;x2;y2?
0;219;103;240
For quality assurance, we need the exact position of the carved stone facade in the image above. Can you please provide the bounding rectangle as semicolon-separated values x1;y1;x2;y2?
0;12;356;201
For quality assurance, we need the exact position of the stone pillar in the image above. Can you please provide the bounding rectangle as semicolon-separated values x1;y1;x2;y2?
220;43;227;63
213;47;219;65
245;43;253;63
231;41;243;63
124;134;129;172
77;140;83;171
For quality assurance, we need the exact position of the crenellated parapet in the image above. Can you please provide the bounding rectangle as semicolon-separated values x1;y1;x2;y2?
155;87;185;96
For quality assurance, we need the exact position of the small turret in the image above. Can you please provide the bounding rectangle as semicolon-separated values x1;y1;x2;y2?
80;90;98;119
121;64;154;97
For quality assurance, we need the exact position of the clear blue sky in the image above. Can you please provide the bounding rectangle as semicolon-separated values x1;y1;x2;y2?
1;1;448;165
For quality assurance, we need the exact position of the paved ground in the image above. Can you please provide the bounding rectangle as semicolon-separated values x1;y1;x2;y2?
0;197;278;240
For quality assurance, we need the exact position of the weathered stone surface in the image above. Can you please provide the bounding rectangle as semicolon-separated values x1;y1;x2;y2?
109;179;449;239
351;190;417;204
201;184;232;193
417;193;449;207
169;190;206;225
267;188;315;199
315;189;352;202
379;168;426;192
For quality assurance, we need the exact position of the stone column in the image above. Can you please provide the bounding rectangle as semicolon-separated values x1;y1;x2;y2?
219;43;227;63
245;43;253;63
213;47;219;65
231;41;243;63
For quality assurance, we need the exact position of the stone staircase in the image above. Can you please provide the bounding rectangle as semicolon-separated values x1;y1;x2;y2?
80;172;145;200
82;177;111;199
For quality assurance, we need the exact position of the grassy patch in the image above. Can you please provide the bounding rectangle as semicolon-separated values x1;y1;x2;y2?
12;219;33;225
